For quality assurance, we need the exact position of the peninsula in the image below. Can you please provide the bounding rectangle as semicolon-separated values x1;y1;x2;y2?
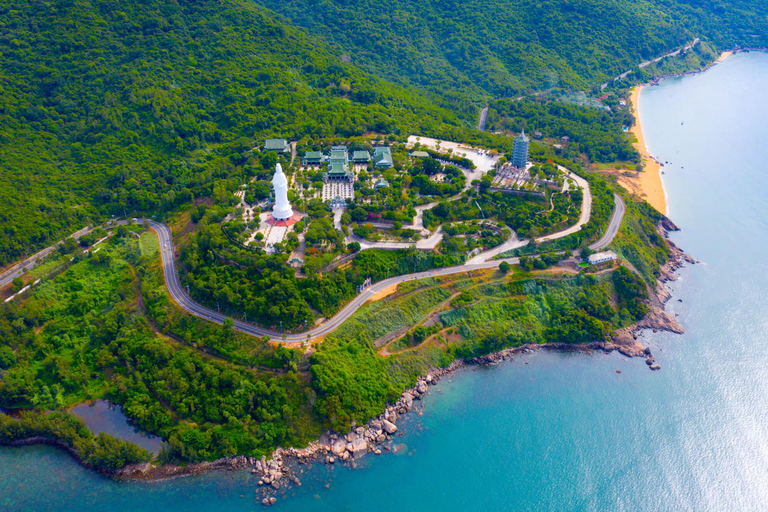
0;129;685;486
0;0;761;505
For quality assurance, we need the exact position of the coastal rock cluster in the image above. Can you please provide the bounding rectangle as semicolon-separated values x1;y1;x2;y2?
247;362;464;505
466;341;657;366
607;220;695;365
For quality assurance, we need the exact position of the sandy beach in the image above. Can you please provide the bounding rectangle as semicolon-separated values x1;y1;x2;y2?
616;86;668;215
617;51;737;215
716;50;733;64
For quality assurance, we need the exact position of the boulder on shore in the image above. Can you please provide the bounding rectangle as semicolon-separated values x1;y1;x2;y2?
348;437;368;459
331;439;347;456
381;419;398;434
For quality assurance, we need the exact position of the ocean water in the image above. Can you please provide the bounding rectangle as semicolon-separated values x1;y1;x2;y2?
3;51;768;511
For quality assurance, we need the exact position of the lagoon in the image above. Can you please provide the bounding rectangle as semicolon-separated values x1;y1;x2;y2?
70;400;163;454
3;51;768;511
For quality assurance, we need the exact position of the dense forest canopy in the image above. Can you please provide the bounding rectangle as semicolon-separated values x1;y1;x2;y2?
251;0;768;98
0;0;469;266
1;0;767;261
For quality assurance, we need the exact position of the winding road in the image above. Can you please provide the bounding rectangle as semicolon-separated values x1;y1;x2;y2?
2;182;625;346
151;220;515;344
149;187;623;344
589;193;625;251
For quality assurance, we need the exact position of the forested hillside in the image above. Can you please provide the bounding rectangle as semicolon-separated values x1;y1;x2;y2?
253;0;768;98
2;0;767;266
0;0;469;266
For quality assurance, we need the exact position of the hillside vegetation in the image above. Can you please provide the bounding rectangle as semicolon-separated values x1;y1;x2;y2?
2;0;767;264
0;0;468;266
252;0;768;99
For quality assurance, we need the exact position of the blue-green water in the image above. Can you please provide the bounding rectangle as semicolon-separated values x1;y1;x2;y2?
4;52;768;511
70;400;163;453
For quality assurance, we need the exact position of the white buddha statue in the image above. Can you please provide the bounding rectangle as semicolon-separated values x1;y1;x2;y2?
271;163;294;220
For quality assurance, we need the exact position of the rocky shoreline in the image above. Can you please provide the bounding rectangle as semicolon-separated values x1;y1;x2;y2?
113;362;464;506
10;221;695;506
233;217;697;505
609;218;693;367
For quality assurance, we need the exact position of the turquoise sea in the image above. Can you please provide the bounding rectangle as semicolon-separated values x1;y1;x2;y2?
4;51;768;511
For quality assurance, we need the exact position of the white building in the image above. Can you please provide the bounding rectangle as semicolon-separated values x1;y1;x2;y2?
588;251;618;265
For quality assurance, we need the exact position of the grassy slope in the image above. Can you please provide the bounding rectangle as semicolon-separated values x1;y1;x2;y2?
609;192;670;283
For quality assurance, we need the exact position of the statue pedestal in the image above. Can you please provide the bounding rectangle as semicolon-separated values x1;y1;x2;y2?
266;212;302;227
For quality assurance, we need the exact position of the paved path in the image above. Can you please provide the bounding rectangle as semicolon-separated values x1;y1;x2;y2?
478;106;489;131
351;227;444;251
352;164;591;254
412;201;438;231
538;167;592;242
466;236;528;265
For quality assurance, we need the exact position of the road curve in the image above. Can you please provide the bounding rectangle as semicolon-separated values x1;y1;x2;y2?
149;183;622;344
538;168;592;242
589;193;625;250
150;220;517;345
3;183;621;346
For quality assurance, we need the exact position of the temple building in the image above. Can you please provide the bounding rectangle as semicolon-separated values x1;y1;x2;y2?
511;131;530;169
264;138;289;153
325;162;354;181
329;146;349;166
374;146;393;168
351;150;371;164
319;146;353;201
302;150;324;166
